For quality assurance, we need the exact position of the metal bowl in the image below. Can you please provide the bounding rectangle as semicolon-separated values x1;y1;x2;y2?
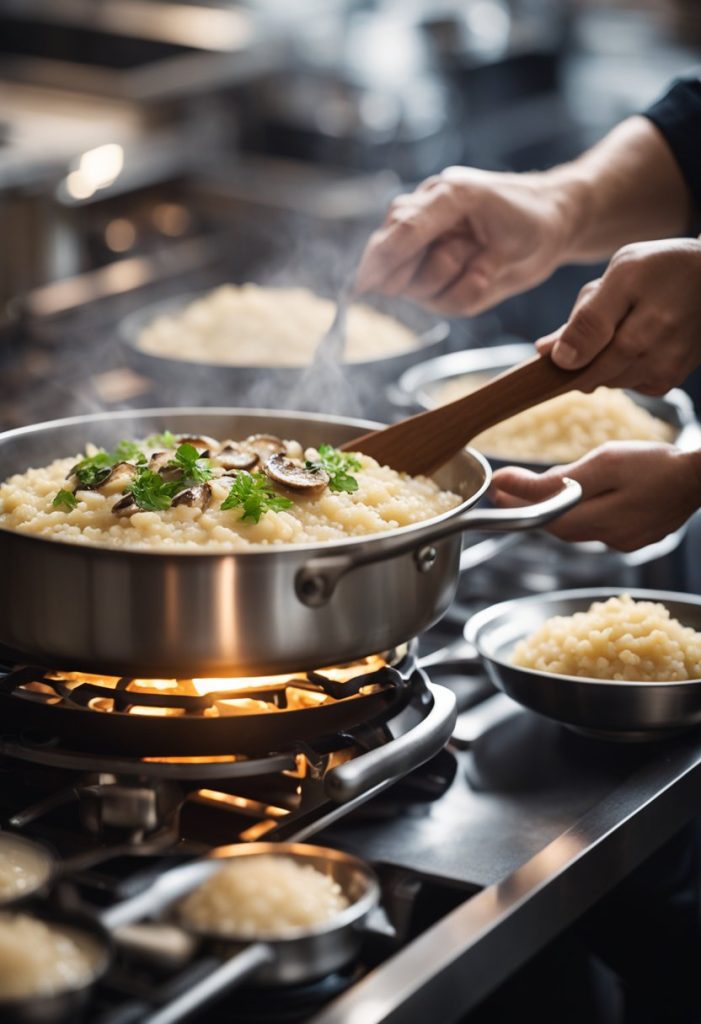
0;834;55;909
120;290;450;415
0;908;111;1024
391;342;701;471
466;588;701;741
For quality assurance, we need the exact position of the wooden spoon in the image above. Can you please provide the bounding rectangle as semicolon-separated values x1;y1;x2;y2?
341;353;600;475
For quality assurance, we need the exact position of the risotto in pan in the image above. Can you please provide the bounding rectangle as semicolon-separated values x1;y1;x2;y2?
0;431;461;551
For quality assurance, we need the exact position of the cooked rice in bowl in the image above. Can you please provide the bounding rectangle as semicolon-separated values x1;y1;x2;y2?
136;284;421;367
512;594;701;682
0;913;99;1000
0;838;50;904
179;855;350;939
430;381;675;464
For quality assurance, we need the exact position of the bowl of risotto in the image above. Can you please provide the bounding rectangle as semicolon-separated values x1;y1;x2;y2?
120;284;450;411
466;588;701;740
0;909;109;1020
107;842;381;988
392;343;701;470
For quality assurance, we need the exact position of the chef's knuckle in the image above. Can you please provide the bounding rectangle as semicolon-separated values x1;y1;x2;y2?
568;304;606;345
611;242;642;269
614;333;644;360
577;279;600;302
646;307;677;335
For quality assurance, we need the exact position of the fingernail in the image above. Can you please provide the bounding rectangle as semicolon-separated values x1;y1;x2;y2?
553;341;577;367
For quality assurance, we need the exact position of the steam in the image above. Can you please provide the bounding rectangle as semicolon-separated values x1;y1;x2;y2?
5;215;402;437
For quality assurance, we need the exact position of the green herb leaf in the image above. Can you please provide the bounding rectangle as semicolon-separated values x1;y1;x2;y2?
306;443;361;493
168;443;212;485
145;430;176;449
126;470;179;512
70;451;115;489
113;439;147;464
221;471;293;524
52;489;78;511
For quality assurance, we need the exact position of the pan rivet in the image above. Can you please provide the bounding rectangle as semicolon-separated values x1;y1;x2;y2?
415;546;438;573
295;573;330;607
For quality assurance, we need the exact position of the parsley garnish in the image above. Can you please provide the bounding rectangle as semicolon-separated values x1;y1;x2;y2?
70;451;115;489
55;432;179;511
168;443;212;485
52;489;78;511
69;436;151;488
113;439;147;464
126;470;179;512
145;430;176;449
221;471;293;523
306;444;361;493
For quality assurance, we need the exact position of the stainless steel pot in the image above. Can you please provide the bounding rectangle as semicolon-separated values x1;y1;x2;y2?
466;588;701;741
0;408;580;677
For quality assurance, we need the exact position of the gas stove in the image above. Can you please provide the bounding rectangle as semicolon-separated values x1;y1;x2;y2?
0;639;464;1023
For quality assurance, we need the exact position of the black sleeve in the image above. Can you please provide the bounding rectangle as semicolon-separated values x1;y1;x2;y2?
642;76;701;224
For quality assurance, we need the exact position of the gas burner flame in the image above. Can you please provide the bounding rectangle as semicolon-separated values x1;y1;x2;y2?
20;653;395;720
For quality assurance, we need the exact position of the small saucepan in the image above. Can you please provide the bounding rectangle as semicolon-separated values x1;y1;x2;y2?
0;833;56;910
0;903;111;1024
466;588;701;741
101;842;383;1024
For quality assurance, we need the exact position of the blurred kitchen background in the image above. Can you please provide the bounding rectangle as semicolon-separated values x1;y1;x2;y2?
0;0;700;431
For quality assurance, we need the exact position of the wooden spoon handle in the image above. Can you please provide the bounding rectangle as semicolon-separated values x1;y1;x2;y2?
345;354;600;475
455;353;597;439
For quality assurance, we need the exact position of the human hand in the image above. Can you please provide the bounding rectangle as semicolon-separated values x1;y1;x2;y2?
537;238;701;395
490;441;701;552
355;166;576;315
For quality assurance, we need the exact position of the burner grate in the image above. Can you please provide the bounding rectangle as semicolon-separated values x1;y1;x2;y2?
0;650;416;758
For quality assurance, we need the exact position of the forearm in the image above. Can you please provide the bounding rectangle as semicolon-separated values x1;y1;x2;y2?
542;116;695;264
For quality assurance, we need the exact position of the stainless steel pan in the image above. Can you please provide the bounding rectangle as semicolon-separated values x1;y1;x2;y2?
0;408;580;677
102;842;382;1024
466;588;701;741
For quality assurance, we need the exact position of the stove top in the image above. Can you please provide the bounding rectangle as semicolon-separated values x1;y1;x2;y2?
0;634;464;1023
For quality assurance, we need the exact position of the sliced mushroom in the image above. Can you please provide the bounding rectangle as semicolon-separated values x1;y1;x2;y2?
95;462;139;497
214;443;259;472
149;451;182;483
263;453;330;495
243;434;286;462
175;435;218;453
171;483;212;511
112;493;137;516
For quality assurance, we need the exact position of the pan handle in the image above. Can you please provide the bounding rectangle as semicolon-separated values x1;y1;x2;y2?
99;860;220;931
141;943;274;1024
296;478;581;607
324;682;457;802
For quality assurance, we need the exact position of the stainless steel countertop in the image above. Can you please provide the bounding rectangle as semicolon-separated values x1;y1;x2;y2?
312;695;701;1023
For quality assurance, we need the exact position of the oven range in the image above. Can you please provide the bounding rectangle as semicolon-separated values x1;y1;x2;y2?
2;595;701;1024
